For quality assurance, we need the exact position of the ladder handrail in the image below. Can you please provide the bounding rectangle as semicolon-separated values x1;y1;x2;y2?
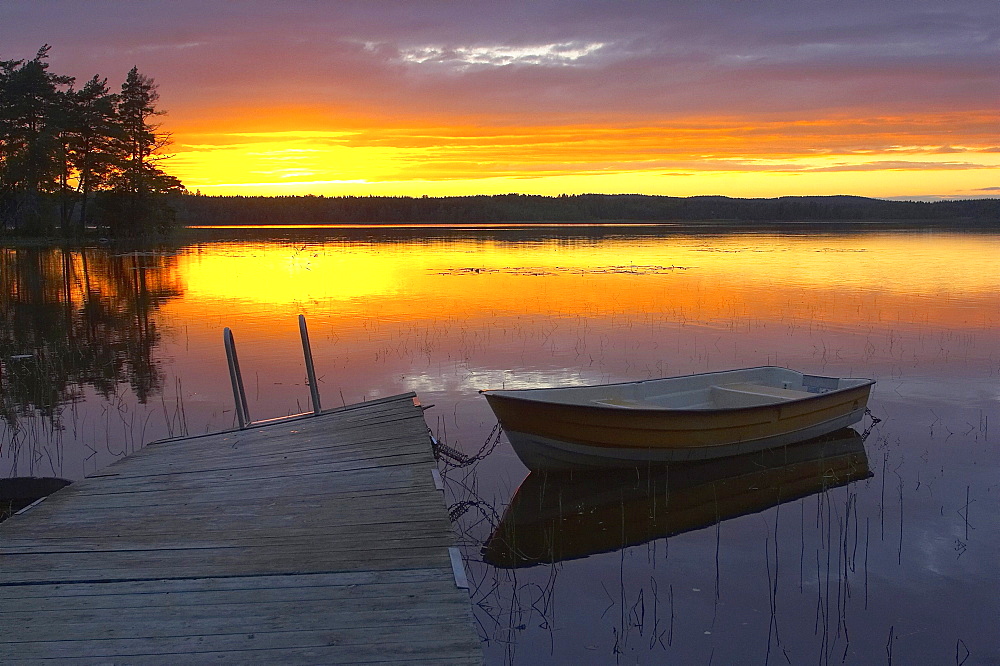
223;327;250;429
299;314;322;415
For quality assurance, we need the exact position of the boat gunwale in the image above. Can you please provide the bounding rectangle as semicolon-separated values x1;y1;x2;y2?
482;367;875;417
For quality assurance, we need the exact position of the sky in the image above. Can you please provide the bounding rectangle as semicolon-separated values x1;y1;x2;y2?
2;0;998;200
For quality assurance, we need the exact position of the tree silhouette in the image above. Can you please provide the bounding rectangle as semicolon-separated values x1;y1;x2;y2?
101;67;183;236
0;45;74;233
0;47;184;236
65;75;119;233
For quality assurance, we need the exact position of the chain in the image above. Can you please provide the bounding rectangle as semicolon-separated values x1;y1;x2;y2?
431;422;503;468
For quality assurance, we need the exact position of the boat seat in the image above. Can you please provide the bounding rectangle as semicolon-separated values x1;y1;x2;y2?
718;383;814;399
710;382;814;408
594;397;647;408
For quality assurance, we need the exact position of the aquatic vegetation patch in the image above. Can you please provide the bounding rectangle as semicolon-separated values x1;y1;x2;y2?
436;264;693;276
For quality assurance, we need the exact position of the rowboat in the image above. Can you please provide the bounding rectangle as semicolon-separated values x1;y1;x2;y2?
482;428;871;568
482;366;874;471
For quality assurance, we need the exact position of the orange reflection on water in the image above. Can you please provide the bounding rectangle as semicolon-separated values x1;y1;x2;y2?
172;231;1000;334
181;245;399;305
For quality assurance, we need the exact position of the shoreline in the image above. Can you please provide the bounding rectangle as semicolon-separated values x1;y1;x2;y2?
1;217;998;247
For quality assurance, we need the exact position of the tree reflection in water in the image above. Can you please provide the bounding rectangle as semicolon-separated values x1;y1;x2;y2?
0;246;183;475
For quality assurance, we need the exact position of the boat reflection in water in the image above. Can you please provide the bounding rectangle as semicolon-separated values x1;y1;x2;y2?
482;428;870;568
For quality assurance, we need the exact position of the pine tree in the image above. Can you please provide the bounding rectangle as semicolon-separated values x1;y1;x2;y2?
66;75;119;233
104;66;183;236
0;45;74;233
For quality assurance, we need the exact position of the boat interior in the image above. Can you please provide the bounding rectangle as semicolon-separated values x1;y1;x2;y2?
583;368;868;410
596;382;818;409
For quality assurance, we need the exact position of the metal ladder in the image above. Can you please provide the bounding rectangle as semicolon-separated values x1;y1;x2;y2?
223;314;323;429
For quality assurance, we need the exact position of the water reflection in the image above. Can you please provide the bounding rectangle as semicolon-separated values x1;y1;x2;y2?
483;429;870;568
0;247;182;474
178;226;1000;324
0;227;997;663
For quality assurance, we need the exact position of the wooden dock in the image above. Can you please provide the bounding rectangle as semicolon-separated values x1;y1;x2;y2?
0;393;482;664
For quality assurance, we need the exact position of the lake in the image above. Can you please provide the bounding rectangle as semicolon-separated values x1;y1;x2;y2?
2;225;998;664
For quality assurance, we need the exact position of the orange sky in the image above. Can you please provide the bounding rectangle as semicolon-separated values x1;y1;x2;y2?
4;1;998;199
165;112;1000;199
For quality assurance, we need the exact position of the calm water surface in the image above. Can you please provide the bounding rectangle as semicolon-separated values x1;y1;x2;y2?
2;226;998;664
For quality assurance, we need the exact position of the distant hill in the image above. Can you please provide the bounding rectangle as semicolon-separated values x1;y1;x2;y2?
173;193;1000;227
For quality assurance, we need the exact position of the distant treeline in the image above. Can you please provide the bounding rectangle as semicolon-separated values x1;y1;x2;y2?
176;193;1000;226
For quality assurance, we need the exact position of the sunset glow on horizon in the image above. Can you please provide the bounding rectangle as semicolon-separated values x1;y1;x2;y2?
4;1;998;200
164;113;1000;199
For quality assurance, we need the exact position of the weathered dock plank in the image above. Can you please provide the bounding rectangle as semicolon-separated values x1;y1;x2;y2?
0;393;482;664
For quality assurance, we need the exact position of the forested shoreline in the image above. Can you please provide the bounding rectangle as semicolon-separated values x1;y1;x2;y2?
0;46;182;237
175;192;1000;227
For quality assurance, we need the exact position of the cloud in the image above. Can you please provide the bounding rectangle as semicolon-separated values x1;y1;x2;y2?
395;41;607;69
4;0;997;122
132;42;208;53
804;160;991;172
